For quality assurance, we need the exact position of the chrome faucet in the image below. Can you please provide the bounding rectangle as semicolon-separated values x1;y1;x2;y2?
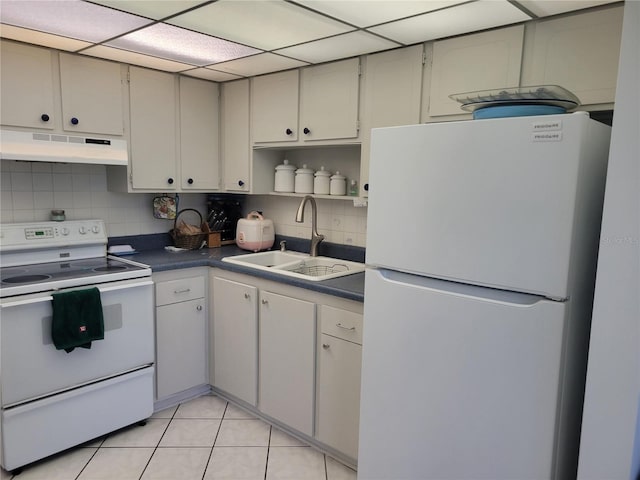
295;195;324;257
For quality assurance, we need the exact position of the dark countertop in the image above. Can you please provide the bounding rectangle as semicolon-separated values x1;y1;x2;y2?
126;244;365;302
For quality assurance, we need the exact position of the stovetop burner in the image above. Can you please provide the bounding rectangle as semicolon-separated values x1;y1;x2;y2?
2;274;52;284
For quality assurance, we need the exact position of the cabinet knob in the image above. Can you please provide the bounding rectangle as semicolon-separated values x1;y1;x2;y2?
285;128;293;136
322;343;330;349
187;178;194;185
244;293;250;299
238;180;245;187
196;305;203;311
167;178;174;185
261;299;268;305
303;127;310;135
70;117;79;125
364;183;369;192
41;114;50;122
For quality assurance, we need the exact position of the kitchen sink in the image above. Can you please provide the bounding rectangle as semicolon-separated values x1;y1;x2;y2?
222;251;364;281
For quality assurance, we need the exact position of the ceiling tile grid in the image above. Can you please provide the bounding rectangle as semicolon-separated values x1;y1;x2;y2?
0;0;622;79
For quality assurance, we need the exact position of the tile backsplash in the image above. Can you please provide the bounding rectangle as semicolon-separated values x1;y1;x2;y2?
1;161;368;247
0;160;206;236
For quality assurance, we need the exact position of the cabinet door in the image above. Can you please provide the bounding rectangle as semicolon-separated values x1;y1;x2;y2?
59;53;124;135
300;58;360;141
221;79;250;192
522;5;623;106
129;67;177;190
259;290;315;436
156;297;207;399
427;25;524;117
317;333;362;459
0;41;55;130
360;45;423;195
251;70;299;143
212;277;258;405
180;77;220;191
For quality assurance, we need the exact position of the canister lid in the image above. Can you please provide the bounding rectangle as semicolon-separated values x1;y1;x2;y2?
330;171;345;180
275;159;296;171
315;166;331;177
295;164;314;174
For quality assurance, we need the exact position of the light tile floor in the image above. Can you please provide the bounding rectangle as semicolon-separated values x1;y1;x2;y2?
0;394;357;480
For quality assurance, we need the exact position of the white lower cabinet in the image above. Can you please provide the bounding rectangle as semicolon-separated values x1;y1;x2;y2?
209;268;363;460
316;305;363;460
154;269;208;400
259;290;316;436
210;276;258;405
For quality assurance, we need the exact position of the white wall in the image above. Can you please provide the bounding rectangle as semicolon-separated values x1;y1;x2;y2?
0;161;368;246
0;160;207;236
578;1;640;478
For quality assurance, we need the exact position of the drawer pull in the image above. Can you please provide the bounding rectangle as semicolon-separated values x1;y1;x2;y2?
336;323;355;331
174;288;191;294
322;343;330;349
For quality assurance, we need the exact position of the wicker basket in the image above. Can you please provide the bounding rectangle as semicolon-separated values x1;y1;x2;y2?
170;209;208;250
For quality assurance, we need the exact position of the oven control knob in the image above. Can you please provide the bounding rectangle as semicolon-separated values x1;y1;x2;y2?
79;226;87;234
61;227;70;236
92;225;100;234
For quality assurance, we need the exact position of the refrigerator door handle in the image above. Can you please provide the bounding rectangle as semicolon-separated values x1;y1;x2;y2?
374;268;558;306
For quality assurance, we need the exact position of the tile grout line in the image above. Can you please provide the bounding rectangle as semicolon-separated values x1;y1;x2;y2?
264;424;273;480
200;399;228;480
137;409;177;480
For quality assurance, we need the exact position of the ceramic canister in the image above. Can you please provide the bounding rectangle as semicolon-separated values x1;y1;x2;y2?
294;164;315;194
330;171;346;196
314;166;331;195
274;159;296;192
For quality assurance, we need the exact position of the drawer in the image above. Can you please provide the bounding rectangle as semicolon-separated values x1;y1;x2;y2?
319;305;363;345
155;276;205;306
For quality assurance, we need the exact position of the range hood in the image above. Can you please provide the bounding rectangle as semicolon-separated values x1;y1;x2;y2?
0;129;128;166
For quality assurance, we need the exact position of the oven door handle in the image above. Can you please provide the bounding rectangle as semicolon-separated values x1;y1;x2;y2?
0;280;154;308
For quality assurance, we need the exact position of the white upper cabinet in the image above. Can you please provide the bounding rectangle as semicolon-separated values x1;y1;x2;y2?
426;25;524;118
179;76;220;191
0;41;125;136
59;53;124;136
521;5;623;107
360;45;424;195
0;41;55;131
221;79;250;192
129;67;178;190
299;58;360;142
251;70;299;143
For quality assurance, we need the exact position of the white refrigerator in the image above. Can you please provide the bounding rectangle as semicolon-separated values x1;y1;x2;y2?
358;112;611;480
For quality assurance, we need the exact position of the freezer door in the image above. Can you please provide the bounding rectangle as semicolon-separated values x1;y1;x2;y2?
358;269;567;480
366;112;610;299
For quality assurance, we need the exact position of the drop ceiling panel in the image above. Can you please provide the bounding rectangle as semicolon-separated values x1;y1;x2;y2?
82;45;195;73
298;0;470;27
518;0;620;17
89;0;210;21
0;25;92;52
211;53;309;77
182;68;244;82
0;0;152;43
105;23;262;66
275;31;400;64
370;0;532;45
167;0;355;51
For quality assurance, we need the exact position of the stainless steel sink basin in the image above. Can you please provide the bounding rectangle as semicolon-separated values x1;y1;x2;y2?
222;251;364;281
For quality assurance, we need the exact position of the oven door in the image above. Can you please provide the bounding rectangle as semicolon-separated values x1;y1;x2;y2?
0;278;154;406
